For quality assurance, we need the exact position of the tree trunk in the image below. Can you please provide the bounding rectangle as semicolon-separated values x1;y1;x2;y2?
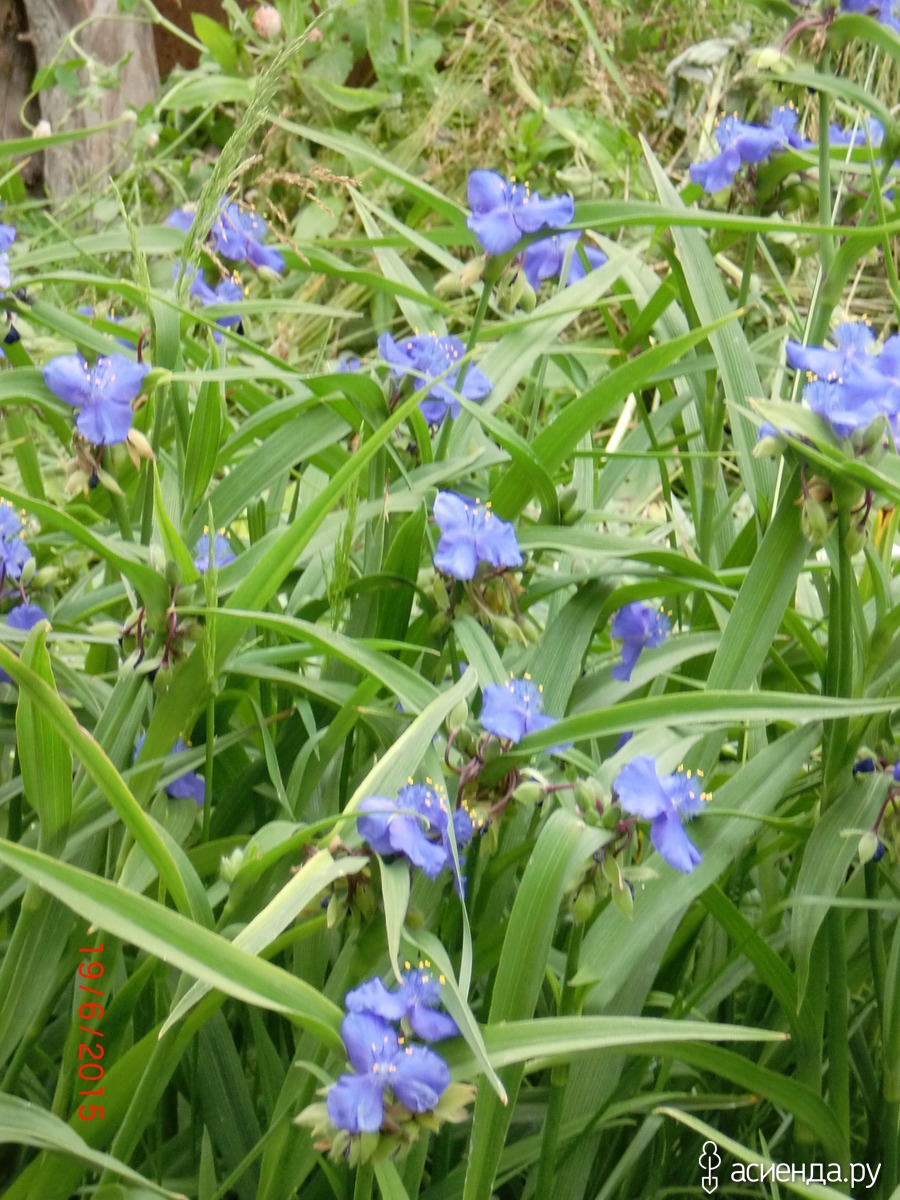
0;0;40;184
21;0;159;197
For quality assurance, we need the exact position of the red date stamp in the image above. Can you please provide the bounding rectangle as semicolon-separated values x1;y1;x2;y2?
74;942;105;1121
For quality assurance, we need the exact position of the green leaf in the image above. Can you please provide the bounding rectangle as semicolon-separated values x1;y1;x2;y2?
191;13;240;73
0;1095;184;1198
15;623;72;853
0;839;344;1046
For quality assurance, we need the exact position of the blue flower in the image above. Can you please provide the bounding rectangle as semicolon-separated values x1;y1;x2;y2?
0;217;16;292
135;734;206;804
193;528;237;572
183;266;244;342
480;676;558;744
326;1012;450;1134
614;755;707;873
378;331;492;424
611;602;671;682
841;0;900;30
0;499;24;540
433;491;523;580
522;231;607;290
467;170;575;255
43;353;150;445
785;319;876;380
345;963;459;1042
689;106;803;193
0;604;48;684
167;198;285;274
358;781;467;879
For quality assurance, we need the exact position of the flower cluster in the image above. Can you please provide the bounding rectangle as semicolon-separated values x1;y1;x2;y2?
193;527;237;572
480;675;558;744
135;734;206;805
614;755;709;873
467;170;575;255
167;197;285;274
611;602;672;682
783;319;900;440
0;500;31;583
325;964;457;1137
357;780;482;886
433;492;523;580
42;353;149;445
522;231;607;291
378;331;492;424
690;105;809;193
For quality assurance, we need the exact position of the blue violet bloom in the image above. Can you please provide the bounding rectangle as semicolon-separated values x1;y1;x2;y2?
467;170;574;255
433;491;523;580
182;266;244;342
345;962;459;1043
0;604;48;684
611;602;672;682
43;353;150;445
167;198;285;274
135;734;206;805
193;528;237;573
614;755;708;874
378;331;492;424
326;1012;451;1134
480;675;558;744
522;231;607;290
357;781;479;884
690;105;807;193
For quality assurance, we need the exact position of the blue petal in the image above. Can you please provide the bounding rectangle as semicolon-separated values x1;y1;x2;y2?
433;492;470;533
341;1012;398;1073
357;797;403;857
459;361;493;401
613;755;671;820
91;356;150;406
43;355;93;409
690;150;740;193
326;1073;385;1133
245;240;285;274
467;169;509;214
75;396;134;445
434;530;479;580
522;237;562;289
473;517;523;570
378;332;415;372
388;1044;450;1113
388;815;448;878
480;682;528;743
650;810;702;873
6;603;47;630
408;1005;459;1042
345;977;409;1022
514;191;574;234
420;395;454;424
467;210;521;255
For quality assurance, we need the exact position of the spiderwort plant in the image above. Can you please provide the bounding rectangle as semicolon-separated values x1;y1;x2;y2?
690;105;809;193
522;232;607;290
167;197;285;273
613;755;709;873
42;353;150;446
378;331;492;424
0;604;48;685
345;962;459;1042
611;602;672;682
467;170;575;254
193;527;237;572
0;500;31;585
433;492;523;581
480;675;559;744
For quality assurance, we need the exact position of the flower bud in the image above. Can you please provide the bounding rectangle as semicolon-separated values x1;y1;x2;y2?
253;5;282;37
800;498;834;544
152;662;175;696
518;281;537;312
165;559;183;589
434;272;463;298
572;883;596;925
18;556;36;588
843;521;867;557
851;413;887;458
858;830;880;865
512;781;545;806
611;882;634;918
447;699;469;733
574;778;596;810
220;846;246;882
459;256;486;288
428;611;451;636
753;433;785;459
33;119;52;139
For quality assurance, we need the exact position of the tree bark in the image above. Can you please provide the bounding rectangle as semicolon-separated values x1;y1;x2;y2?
21;0;159;197
0;0;39;184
